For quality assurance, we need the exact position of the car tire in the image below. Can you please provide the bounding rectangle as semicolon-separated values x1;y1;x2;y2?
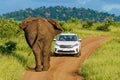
53;52;59;56
74;51;81;57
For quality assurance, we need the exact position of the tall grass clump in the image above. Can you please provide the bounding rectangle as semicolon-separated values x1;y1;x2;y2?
79;37;120;80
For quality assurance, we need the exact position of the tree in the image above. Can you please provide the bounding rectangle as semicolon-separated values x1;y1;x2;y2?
0;18;20;39
67;17;80;24
96;17;113;31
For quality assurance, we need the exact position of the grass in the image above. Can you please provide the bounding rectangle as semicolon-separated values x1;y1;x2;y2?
79;36;120;80
0;54;25;80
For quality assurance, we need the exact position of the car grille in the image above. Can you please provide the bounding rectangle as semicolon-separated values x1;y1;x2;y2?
60;45;73;48
58;50;75;52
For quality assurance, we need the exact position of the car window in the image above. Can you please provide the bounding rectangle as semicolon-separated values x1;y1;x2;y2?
58;35;66;41
58;35;78;41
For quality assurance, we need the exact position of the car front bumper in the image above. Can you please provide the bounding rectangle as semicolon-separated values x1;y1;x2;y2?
54;45;80;54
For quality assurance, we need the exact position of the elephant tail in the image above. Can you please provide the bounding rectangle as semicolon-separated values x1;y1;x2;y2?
28;50;32;56
31;25;39;48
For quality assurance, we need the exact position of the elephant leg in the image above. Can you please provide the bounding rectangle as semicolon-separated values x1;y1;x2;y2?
42;44;51;71
32;43;42;72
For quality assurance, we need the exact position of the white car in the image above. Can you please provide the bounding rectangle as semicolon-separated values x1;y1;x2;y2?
54;33;81;56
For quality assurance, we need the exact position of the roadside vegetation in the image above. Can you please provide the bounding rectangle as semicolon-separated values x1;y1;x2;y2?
79;37;120;80
0;17;119;80
79;21;120;80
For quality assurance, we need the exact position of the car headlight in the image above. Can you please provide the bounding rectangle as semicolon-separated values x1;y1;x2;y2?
73;43;79;46
55;43;60;46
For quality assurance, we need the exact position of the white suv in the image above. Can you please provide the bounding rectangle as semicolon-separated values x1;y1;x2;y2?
54;33;81;56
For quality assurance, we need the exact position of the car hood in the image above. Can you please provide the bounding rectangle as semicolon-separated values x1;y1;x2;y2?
55;41;79;45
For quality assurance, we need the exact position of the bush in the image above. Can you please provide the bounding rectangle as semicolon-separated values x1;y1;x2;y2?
59;21;73;32
96;18;113;31
0;41;17;54
82;20;94;28
67;17;80;24
96;25;110;31
0;18;20;39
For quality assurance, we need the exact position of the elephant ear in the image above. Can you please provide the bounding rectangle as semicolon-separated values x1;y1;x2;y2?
47;19;63;31
20;17;35;30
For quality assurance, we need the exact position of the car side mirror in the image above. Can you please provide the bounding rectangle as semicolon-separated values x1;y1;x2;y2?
78;39;82;42
53;39;56;41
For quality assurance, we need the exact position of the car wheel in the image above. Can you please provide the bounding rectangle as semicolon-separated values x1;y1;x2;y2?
54;52;59;56
74;51;81;57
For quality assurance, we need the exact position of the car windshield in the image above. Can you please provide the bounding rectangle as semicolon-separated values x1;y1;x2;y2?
58;35;78;41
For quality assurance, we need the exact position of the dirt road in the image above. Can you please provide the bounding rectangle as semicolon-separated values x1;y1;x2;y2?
21;36;110;80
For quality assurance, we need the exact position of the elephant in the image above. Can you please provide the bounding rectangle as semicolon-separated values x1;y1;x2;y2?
19;17;62;72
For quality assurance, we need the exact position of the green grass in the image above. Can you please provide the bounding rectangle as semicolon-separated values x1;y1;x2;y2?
0;54;25;80
79;37;120;80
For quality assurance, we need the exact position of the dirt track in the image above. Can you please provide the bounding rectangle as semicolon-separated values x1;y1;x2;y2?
21;36;110;80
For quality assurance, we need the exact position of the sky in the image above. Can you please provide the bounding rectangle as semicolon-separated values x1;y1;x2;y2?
0;0;120;16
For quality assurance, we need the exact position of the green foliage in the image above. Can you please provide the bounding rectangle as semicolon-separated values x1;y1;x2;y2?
96;25;109;31
5;41;17;53
67;17;80;24
82;20;94;28
112;22;120;27
59;21;72;32
0;18;20;39
59;18;81;32
59;21;66;31
96;18;113;31
0;41;17;54
104;17;113;26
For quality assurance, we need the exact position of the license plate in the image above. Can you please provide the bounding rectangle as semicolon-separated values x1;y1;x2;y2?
62;49;70;51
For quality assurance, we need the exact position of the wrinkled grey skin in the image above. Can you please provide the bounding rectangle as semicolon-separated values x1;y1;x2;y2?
20;17;62;72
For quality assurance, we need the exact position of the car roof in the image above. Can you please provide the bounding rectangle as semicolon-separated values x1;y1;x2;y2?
59;33;77;35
